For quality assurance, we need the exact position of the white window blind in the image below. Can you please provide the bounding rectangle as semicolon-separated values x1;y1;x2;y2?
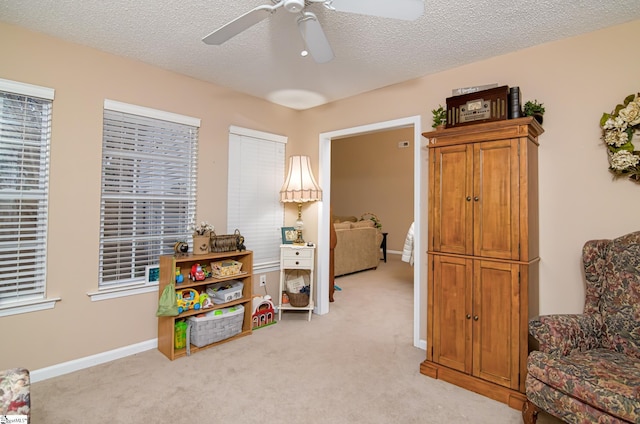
228;127;286;272
0;79;53;305
99;100;199;288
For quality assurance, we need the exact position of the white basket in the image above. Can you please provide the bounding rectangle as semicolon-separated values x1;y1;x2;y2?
206;280;244;303
188;305;244;348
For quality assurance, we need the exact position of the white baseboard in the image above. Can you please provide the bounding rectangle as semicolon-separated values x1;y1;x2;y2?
31;339;157;383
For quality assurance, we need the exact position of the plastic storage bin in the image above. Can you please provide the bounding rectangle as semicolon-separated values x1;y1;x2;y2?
206;280;244;303
188;304;244;348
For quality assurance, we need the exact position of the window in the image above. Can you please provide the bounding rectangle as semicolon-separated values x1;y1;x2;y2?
227;126;286;272
98;100;199;293
0;78;54;311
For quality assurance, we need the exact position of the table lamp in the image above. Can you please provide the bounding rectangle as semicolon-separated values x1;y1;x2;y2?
280;155;322;244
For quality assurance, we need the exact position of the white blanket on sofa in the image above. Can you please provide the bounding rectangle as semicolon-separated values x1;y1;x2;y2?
401;222;414;266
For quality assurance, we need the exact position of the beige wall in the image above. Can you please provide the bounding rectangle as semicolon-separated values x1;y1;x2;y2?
298;20;640;322
0;22;299;370
331;128;414;252
1;19;639;372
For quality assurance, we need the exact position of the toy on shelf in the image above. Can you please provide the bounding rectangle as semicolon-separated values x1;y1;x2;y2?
201;264;213;279
174;320;187;349
199;292;213;309
175;267;184;284
189;263;206;282
251;295;276;329
177;288;200;314
174;241;189;257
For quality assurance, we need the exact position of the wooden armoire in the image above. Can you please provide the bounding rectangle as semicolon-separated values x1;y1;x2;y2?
420;117;543;410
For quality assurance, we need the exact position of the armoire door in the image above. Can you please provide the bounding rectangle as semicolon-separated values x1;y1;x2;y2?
472;259;520;389
431;144;473;255
431;254;473;373
473;139;520;260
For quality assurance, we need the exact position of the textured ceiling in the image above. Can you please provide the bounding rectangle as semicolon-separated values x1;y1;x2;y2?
2;0;640;109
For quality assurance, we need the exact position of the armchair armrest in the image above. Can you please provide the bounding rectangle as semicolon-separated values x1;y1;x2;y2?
0;368;30;417
529;314;603;356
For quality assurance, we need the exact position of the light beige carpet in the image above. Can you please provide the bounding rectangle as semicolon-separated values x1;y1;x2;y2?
32;255;561;423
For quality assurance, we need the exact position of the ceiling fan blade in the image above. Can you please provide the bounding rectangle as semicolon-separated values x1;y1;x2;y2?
325;0;424;21
297;12;334;64
202;4;276;45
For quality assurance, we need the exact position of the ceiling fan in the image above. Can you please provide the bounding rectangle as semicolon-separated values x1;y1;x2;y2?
202;0;424;63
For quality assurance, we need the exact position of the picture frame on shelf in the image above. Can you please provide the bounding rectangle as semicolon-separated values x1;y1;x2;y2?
281;227;296;244
145;264;160;284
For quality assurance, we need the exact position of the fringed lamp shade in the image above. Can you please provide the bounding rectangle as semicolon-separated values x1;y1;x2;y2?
280;156;322;244
280;156;322;203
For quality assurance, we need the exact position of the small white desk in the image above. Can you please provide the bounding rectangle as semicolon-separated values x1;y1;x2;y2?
278;244;314;321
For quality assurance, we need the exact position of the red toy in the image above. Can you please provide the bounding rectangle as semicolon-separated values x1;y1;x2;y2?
189;263;206;282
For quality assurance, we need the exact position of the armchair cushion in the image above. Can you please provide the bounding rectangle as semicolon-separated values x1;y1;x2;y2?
332;215;357;223
333;222;352;230
352;220;375;228
527;349;640;422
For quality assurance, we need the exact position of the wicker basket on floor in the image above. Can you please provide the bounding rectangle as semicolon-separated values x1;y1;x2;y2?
286;291;309;307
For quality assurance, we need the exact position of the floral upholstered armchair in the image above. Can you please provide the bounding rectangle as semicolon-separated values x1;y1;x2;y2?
0;368;30;421
523;231;640;424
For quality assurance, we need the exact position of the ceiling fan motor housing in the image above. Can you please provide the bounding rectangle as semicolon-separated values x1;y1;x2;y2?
284;0;305;13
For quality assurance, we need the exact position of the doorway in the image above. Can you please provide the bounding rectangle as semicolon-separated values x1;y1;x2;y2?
315;115;426;350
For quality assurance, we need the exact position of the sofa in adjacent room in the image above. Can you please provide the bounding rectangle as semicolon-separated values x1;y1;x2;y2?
332;216;383;277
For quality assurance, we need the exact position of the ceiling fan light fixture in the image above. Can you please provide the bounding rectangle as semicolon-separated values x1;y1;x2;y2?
284;0;305;13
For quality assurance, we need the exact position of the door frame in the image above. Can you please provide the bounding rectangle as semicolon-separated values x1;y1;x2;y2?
315;115;426;349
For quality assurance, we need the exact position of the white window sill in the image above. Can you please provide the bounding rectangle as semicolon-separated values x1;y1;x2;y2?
0;297;61;317
88;283;158;302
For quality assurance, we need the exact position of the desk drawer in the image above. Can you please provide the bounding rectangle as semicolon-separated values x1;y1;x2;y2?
283;258;313;268
281;248;313;260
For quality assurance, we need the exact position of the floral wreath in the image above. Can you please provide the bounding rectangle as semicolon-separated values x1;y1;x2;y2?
600;92;640;182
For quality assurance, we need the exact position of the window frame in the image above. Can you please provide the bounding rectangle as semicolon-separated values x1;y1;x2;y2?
227;126;287;273
0;78;60;317
89;100;200;301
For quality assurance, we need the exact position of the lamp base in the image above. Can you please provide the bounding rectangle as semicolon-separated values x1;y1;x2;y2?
292;203;305;245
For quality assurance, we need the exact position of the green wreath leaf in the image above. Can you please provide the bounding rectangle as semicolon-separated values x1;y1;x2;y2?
623;94;636;105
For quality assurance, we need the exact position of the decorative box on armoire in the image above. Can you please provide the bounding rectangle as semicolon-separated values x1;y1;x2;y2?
420;117;543;410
